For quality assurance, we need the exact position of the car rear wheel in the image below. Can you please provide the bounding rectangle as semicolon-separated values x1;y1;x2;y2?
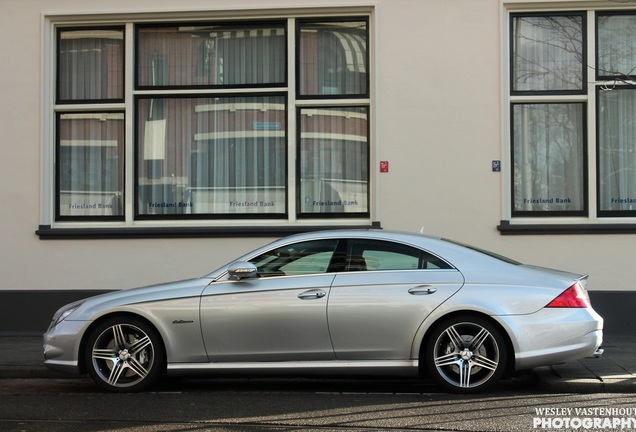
425;315;507;393
85;316;165;392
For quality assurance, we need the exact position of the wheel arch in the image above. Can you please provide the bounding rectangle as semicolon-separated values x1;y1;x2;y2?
78;312;167;375
416;310;516;377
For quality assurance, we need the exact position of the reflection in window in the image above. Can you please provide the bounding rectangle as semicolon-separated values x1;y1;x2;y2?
512;103;586;215
137;23;286;87
136;95;286;217
511;15;584;92
53;16;372;226
250;239;340;277
298;20;368;97
57;113;125;218
598;88;636;215
597;13;636;79
298;107;369;216
347;240;452;271
58;28;124;102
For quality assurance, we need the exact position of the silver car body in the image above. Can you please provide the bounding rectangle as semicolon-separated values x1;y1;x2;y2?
43;230;603;384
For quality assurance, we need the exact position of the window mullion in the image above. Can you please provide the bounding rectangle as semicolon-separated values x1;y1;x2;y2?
587;10;598;221
125;22;135;225
287;18;297;223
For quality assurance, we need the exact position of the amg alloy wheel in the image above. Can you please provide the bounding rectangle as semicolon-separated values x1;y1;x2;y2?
85;316;164;392
425;315;507;393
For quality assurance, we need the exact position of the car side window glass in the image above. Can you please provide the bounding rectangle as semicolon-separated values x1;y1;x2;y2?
346;239;452;271
249;239;340;277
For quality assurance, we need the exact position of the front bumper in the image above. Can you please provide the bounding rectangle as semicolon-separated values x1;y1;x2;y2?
43;320;88;375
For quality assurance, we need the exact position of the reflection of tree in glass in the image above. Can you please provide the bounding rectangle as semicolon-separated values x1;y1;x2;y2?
512;15;583;92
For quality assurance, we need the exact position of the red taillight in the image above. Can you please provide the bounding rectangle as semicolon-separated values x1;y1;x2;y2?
546;283;591;308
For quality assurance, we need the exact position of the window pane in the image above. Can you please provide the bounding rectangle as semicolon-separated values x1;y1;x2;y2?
137;23;285;87
137;95;286;217
57;113;125;218
347;239;452;271
598;89;636;214
250;239;340;277
348;240;418;271
598;14;636;78
58;29;124;102
299;107;369;215
298;20;368;97
512;15;584;92
512;104;586;214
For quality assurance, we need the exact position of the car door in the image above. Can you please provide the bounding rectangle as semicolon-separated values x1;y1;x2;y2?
327;239;464;360
200;239;340;362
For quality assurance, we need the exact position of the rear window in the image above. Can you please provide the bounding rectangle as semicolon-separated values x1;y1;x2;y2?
442;239;522;265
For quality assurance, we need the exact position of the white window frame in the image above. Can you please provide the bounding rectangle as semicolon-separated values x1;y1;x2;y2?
39;6;376;238
501;2;636;234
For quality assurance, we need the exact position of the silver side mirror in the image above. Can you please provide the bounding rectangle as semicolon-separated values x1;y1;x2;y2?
227;261;257;280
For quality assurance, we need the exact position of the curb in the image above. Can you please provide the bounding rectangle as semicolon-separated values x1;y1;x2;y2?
534;366;636;394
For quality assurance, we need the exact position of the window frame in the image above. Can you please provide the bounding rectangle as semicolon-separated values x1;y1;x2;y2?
133;92;290;221
55;110;126;222
510;101;589;218
295;17;370;100
41;9;376;239
595;85;636;218
56;26;126;105
501;6;636;234
509;12;587;97
346;239;453;271
296;104;371;219
134;20;289;91
595;11;636;82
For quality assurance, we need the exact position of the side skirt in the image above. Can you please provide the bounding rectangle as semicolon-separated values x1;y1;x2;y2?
167;360;420;377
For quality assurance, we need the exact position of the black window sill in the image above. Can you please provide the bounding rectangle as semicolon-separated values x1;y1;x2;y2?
36;222;382;240
498;220;636;235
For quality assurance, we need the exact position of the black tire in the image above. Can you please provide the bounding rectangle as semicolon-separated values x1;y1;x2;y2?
424;315;507;393
84;316;165;392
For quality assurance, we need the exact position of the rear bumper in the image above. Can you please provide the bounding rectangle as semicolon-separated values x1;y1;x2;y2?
497;307;603;371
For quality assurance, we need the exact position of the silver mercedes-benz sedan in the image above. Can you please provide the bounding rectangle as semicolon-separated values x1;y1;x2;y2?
43;229;603;393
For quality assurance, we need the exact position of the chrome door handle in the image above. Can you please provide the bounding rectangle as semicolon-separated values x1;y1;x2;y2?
298;290;327;300
408;285;437;295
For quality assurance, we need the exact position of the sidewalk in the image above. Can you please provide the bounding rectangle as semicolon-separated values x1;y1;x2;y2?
0;332;634;393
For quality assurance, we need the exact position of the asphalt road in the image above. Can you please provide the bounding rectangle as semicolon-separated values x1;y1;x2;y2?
1;377;636;431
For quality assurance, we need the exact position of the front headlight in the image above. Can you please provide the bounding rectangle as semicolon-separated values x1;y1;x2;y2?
48;300;84;330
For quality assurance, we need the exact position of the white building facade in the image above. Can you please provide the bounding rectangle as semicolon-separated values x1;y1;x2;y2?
1;0;635;334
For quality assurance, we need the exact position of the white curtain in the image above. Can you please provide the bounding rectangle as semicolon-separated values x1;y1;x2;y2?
58;29;123;101
137;24;285;87
137;96;286;216
57;113;125;217
512;104;584;213
598;89;636;212
299;107;368;214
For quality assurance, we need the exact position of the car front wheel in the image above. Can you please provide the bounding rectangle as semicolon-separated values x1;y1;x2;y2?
425;315;507;393
84;316;165;392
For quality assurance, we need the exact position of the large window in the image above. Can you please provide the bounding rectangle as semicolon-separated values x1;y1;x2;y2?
52;15;370;229
509;10;636;222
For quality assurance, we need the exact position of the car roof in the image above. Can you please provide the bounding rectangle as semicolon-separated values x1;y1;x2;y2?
221;228;511;270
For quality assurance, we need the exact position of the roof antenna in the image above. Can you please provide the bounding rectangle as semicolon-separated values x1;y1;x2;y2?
419;226;425;234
